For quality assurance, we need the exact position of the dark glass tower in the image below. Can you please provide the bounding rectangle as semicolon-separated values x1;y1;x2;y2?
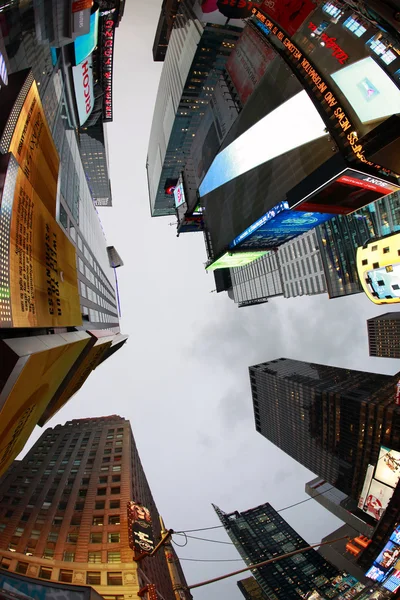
214;503;341;600
249;358;400;499
367;313;400;358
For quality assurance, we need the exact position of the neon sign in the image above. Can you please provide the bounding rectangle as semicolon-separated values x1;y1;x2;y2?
101;16;115;121
251;8;400;181
308;21;349;64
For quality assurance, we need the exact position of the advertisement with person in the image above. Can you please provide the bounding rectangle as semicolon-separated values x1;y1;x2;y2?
0;154;82;329
4;74;60;217
127;502;155;556
361;478;394;520
375;446;400;487
375;541;400;571
226;25;276;105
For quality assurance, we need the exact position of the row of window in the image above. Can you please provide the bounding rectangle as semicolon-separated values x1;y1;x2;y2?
11;530;121;544
1;559;124;585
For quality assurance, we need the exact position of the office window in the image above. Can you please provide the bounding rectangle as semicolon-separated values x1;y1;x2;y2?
67;533;78;544
111;475;120;483
0;558;11;570
53;517;63;527
107;552;121;563
93;516;104;526
88;551;102;564
110;487;120;495
109;500;120;509
71;515;81;526
99;476;108;484
48;532;58;542
59;570;73;583
108;533;120;543
0;525;5;533
15;562;28;575
30;530;41;540
39;567;52;580
63;552;75;562
101;467;109;472
112;466;121;472
90;533;102;544
14;527;24;537
95;501;105;510
87;572;101;585
102;457;110;463
43;548;54;560
75;502;84;511
97;488;107;496
108;515;120;525
5;511;13;518
107;572;123;586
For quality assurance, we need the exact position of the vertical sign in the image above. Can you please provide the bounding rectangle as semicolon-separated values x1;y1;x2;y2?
101;16;116;121
127;502;155;555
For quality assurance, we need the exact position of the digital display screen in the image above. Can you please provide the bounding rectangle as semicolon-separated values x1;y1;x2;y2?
366;264;400;300
383;570;400;593
366;565;387;582
174;183;185;208
375;446;400;487
360;477;394;521
331;57;400;125
199;90;326;198
74;10;99;65
296;169;400;215
206;251;268;271
230;207;334;250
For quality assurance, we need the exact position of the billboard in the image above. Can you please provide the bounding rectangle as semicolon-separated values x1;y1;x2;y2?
360;478;394;521
0;50;8;87
0;332;90;478
229;202;335;249
206;250;268;270
3;76;59;217
74;8;99;65
127;502;155;555
72;55;94;126
193;0;248;27
375;447;400;488
100;14;116;122
258;0;317;36
174;182;185;208
294;169;400;216
0;154;82;328
198;89;326;198
226;25;276;105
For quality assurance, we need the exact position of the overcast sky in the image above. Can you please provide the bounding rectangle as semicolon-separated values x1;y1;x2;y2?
20;2;400;599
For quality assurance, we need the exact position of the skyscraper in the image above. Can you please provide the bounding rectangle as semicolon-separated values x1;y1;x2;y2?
367;313;400;358
237;577;267;600
249;358;400;499
0;416;183;600
214;503;349;600
279;230;327;299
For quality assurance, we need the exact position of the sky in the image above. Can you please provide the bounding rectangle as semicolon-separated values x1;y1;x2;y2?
20;1;400;599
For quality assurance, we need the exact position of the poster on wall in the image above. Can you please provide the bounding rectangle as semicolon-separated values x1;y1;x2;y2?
375;446;400;488
361;478;394;521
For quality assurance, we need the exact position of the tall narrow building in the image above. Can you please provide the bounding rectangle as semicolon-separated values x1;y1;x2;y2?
0;416;183;600
213;503;358;600
367;313;400;358
249;359;400;500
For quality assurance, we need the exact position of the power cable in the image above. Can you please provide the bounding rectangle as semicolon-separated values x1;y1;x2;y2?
172;532;188;547
177;557;245;562
174;533;234;545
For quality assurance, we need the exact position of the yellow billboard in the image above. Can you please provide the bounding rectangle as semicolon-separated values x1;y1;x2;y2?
0;333;91;478
356;233;400;305
40;335;113;425
7;78;59;217
0;153;82;328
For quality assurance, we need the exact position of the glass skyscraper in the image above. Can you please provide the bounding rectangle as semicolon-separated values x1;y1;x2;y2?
250;358;400;499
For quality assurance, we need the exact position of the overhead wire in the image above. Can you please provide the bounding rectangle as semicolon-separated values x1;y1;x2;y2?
171;532;188;547
174;533;234;545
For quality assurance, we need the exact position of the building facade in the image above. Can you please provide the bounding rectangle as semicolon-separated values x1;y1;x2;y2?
228;251;283;307
367;313;400;358
237;577;267;600
78;122;113;208
0;417;181;600
250;358;400;500
318;525;369;584
214;503;348;600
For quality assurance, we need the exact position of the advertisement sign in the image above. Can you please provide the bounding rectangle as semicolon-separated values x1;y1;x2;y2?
127;502;155;555
294;169;400;216
0;50;8;87
206;250;268;270
361;478;393;521
72;55;94;126
0;333;90;478
74;8;99;65
358;464;375;511
193;0;247;27
226;25;276;105
0;571;88;600
375;447;400;488
230;203;334;249
4;77;59;217
100;15;116;121
382;570;400;593
0;154;81;329
72;0;93;11
174;183;185;208
258;0;317;36
396;382;400;405
375;541;400;571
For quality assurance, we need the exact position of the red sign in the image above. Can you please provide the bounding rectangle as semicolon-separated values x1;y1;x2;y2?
101;16;115;122
72;0;93;12
308;22;348;64
259;0;317;36
337;174;395;194
216;0;255;18
127;502;155;556
396;382;400;405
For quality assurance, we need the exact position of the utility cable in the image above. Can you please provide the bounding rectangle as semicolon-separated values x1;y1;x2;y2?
171;532;188;547
173;533;234;545
178;557;245;562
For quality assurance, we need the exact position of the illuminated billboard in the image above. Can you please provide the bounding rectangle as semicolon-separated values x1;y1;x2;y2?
358;446;400;521
193;0;247;27
74;8;99;65
357;233;400;305
72;55;94;126
0;332;91;478
0;154;82;328
206;250;268;271
294;169;400;216
127;502;155;556
258;0;316;35
1;73;60;217
331;57;400;126
174;182;185;208
230;202;335;249
0;50;8;87
375;447;400;488
198;90;327;198
100;14;116;122
360;478;394;521
226;25;276;106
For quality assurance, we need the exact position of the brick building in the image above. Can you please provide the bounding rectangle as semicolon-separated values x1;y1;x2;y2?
0;416;179;600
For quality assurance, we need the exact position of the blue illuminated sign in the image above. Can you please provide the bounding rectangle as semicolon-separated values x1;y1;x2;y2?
74;9;99;66
253;19;271;37
229;207;335;250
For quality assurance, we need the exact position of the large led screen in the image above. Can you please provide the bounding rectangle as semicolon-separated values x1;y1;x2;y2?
375;446;400;487
74;9;99;65
366;264;400;301
331;57;400;125
295;169;400;215
198;90;327;198
206;251;268;271
360;478;394;520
